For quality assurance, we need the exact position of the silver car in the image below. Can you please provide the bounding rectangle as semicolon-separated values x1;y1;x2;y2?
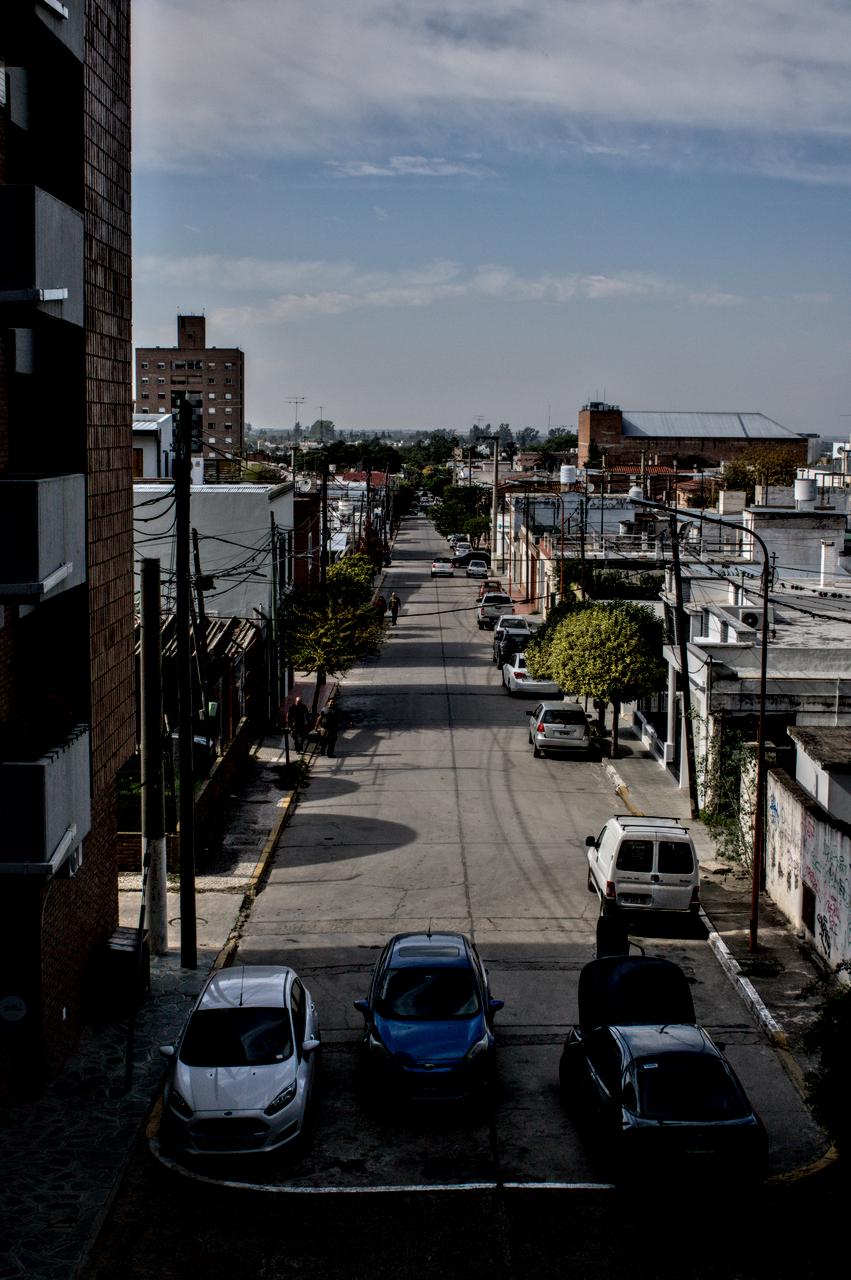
160;965;320;1156
502;652;562;697
528;700;594;757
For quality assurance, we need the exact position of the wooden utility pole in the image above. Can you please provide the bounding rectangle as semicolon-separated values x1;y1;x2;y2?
140;558;167;954
174;393;197;968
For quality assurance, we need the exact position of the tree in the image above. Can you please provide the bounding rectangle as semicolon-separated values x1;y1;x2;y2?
532;603;666;756
516;427;540;448
722;445;802;499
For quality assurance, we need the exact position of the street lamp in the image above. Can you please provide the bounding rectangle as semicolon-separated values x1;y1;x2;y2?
630;491;770;950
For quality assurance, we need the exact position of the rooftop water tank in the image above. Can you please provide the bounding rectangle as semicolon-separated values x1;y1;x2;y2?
794;478;817;510
560;464;577;486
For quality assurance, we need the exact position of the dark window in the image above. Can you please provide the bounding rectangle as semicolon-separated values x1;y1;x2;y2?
542;709;588;726
802;883;816;934
658;841;694;873
586;1030;622;1096
635;1054;749;1121
376;967;480;1021
179;1008;294;1067
291;979;306;1051
616;840;653;873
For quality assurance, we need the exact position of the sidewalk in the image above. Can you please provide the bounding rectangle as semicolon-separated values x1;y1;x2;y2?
0;689;838;1279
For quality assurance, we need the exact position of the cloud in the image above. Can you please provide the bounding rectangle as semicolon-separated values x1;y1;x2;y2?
136;252;745;324
133;1;851;181
372;205;389;220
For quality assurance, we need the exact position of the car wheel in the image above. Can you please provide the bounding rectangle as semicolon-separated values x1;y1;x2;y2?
528;732;533;744
477;622;484;630
532;743;542;758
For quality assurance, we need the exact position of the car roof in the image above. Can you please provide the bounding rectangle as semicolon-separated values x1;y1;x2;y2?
198;965;293;1011
386;931;473;969
536;699;582;711
482;592;511;601
607;815;690;835
496;615;529;625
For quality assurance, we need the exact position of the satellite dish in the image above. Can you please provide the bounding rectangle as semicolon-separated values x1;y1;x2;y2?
586;483;595;494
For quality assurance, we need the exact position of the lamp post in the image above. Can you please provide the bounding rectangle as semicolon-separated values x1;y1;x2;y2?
630;492;770;950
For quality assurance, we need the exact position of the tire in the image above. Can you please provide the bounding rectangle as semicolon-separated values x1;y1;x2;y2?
528;732;533;744
532;743;542;758
477;622;484;630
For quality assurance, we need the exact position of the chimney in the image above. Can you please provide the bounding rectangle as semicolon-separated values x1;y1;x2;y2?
820;540;838;586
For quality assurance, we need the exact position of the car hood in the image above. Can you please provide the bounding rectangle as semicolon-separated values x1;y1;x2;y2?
374;1014;484;1064
174;1060;296;1113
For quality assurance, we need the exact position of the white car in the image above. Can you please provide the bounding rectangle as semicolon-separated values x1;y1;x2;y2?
431;557;455;577
502;652;562;697
466;559;490;579
160;965;320;1156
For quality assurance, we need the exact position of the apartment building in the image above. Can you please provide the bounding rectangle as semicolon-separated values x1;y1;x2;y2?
135;314;244;479
0;3;135;1096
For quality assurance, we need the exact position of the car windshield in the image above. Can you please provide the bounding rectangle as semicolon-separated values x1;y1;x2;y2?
376;967;481;1021
635;1054;750;1121
542;709;587;725
484;594;511;604
179;1007;294;1067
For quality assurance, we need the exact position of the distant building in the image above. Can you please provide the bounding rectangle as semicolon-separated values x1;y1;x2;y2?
132;412;174;479
135;315;244;480
578;403;812;470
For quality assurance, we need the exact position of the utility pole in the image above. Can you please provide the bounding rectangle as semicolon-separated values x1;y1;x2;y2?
173;393;197;969
140;558;167;955
490;438;500;573
270;513;281;728
668;513;700;819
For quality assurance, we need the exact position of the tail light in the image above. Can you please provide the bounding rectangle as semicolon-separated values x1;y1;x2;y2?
515;671;526;680
605;881;616;899
537;722;546;732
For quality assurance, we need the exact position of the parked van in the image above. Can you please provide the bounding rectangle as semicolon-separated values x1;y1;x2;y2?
585;816;700;916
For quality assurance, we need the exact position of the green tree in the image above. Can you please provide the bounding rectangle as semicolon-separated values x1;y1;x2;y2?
463;515;490;547
722;445;802;499
535;603;665;756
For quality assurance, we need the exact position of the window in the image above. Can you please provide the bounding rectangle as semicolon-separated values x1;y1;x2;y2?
208;392;216;399
141;361;149;369
225;437;232;444
616;840;653;873
157;361;165;369
141;376;149;383
172;360;186;370
157;393;166;400
140;405;149;412
224;361;233;368
225;393;232;399
658;841;694;874
208;378;216;385
224;408;232;415
224;377;233;385
207;362;216;368
208;408;216;415
157;377;165;384
208;436;216;444
291;980;307;1053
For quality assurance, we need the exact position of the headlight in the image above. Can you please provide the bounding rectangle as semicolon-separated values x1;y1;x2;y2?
466;1032;491;1060
264;1080;298;1116
169;1088;193;1119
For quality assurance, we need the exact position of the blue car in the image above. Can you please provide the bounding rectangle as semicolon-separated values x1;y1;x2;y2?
353;932;504;1099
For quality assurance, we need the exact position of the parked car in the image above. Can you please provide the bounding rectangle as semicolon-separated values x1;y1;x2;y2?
353;931;504;1099
466;559;490;579
477;592;514;629
160;965;320;1156
431;557;455;577
528;700;593;757
502;652;562;697
559;957;766;1181
477;578;502;600
585;815;700;916
491;615;534;661
452;547;489;568
494;628;529;668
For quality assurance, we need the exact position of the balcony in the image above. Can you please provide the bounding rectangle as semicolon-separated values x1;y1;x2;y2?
0;473;86;603
0;724;91;875
0;186;83;327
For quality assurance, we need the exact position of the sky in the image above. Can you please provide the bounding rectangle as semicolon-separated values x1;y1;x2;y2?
132;0;851;435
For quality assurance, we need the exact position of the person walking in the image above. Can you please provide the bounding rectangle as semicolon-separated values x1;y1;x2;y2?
286;696;311;752
389;592;401;626
315;697;340;757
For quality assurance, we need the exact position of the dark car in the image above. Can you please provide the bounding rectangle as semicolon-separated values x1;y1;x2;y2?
353;931;504;1099
559;957;767;1180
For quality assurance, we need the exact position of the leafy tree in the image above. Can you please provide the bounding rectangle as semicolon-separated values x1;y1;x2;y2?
533;603;665;756
516;427;540;448
722;445;802;499
326;553;376;603
463;515;490;547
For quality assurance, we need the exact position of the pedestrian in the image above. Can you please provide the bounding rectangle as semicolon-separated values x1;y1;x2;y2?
286;696;311;752
389;592;400;626
315;697;340;757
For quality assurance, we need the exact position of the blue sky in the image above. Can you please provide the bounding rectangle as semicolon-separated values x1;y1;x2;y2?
132;0;851;434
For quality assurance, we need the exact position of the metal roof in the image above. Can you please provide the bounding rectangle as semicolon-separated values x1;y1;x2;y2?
621;412;806;441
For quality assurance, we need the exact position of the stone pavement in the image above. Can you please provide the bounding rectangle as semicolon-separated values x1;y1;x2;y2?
0;686;839;1280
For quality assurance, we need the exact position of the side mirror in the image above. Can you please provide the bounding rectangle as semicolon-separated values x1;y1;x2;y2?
302;1038;321;1055
159;1044;176;1059
352;998;369;1016
585;836;597;847
488;998;505;1016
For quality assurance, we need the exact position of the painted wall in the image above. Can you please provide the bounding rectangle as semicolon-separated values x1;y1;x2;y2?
765;769;851;974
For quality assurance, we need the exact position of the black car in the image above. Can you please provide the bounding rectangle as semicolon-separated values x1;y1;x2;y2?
559;957;767;1181
353;931;503;1099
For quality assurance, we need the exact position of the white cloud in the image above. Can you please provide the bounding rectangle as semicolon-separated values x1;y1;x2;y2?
134;1;851;181
372;205;390;220
136;252;745;325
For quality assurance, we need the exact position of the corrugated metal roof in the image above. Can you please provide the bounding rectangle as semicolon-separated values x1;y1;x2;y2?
621;412;805;441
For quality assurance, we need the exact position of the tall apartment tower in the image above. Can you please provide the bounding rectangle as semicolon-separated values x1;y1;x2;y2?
135;315;245;479
0;2;135;1098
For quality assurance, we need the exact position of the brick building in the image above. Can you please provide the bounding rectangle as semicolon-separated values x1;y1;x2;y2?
0;2;135;1096
577;402;811;470
135;314;245;480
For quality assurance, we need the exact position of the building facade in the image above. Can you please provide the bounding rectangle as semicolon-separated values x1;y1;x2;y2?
135;314;245;479
0;1;135;1096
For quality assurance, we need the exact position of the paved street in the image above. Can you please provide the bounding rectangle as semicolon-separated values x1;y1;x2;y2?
178;514;821;1188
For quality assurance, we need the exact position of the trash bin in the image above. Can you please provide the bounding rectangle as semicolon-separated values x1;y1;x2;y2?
98;927;150;1017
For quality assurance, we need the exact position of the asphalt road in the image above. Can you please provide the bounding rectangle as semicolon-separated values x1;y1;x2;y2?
80;514;836;1279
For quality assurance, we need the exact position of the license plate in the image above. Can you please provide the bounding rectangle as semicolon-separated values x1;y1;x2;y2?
620;893;650;905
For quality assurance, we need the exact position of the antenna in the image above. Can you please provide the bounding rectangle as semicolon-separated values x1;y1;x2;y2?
238;965;245;1007
286;395;305;431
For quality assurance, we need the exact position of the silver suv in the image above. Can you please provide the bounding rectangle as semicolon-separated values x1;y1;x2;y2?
476;592;513;630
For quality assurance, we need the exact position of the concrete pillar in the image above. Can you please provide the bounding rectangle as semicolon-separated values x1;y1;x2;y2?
820;540;838;586
666;663;677;763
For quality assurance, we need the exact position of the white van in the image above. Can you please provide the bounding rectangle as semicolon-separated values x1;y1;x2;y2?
585;816;700;916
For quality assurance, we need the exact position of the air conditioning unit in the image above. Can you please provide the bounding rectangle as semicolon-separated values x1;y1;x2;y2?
726;605;774;630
